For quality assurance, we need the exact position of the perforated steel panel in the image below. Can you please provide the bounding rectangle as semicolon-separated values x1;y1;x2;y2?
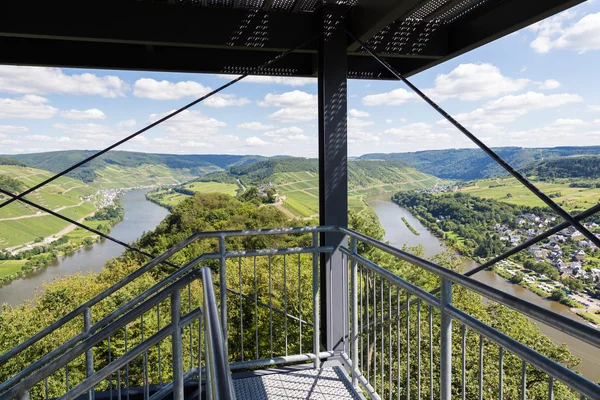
233;367;362;400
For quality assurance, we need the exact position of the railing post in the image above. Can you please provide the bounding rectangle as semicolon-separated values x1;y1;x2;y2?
219;234;228;362
312;231;321;370
84;307;94;400
171;290;184;400
350;236;359;388
440;278;453;400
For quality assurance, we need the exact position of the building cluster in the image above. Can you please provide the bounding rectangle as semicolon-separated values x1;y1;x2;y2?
494;213;600;285
85;189;123;209
257;183;279;199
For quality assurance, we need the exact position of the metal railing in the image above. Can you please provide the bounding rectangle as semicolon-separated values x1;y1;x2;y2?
1;226;599;400
338;227;600;400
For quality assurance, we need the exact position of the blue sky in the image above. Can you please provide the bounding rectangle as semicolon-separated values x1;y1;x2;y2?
1;0;600;158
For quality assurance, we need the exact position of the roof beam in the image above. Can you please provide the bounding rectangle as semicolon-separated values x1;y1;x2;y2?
0;0;318;53
346;0;428;51
0;36;316;76
390;0;585;77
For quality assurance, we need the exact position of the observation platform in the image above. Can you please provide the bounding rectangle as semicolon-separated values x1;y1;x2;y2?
233;364;362;400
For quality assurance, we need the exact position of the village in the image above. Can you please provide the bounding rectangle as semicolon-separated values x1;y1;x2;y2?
493;212;600;313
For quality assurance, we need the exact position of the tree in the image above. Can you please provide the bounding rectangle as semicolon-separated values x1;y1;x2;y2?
550;288;566;301
510;271;525;283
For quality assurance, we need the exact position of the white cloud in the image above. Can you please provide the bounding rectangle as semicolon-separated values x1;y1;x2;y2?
349;118;374;129
148;110;227;137
52;123;115;140
539;79;561;90
385;119;393;124
238;122;276;131
60;108;106;120
264;126;304;137
218;75;315;87
245;136;270;147
116;119;137;129
349;109;370;118
382;123;453;145
0;66;127;97
203;94;250;108
445;92;583;125
530;11;600;53
363;88;415;106
0;125;28;134
425;63;530;101
0;95;58;119
259;90;317;108
134;78;211;100
260;90;318;123
589;105;600;112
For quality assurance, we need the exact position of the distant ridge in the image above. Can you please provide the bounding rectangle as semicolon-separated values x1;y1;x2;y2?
358;146;600;180
2;151;265;182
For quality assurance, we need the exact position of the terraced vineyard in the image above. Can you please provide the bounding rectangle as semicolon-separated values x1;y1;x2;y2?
274;169;444;218
91;164;201;189
0;166;98;250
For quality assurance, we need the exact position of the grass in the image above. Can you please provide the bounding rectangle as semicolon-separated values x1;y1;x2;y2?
91;164;203;189
577;311;600;325
0;260;27;279
459;177;600;212
401;217;420;235
183;182;238;196
147;182;240;209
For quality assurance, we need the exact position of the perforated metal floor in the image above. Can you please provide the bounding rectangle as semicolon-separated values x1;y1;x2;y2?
233;366;362;400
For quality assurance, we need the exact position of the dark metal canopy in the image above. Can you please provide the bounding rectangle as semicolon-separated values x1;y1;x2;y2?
0;0;583;79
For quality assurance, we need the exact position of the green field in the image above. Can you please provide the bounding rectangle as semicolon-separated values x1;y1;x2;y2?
577;311;600;325
0;260;27;279
0;166;100;249
147;182;240;208
274;171;445;218
459;177;600;212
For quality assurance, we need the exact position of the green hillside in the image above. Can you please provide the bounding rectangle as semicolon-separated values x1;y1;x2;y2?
0;165;98;250
168;158;445;217
522;155;600;180
5;151;247;183
360;146;600;180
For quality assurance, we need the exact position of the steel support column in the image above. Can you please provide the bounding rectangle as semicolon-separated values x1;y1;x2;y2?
318;5;349;355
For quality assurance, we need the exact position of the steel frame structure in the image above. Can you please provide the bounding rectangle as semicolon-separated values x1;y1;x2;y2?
1;0;599;398
0;227;598;399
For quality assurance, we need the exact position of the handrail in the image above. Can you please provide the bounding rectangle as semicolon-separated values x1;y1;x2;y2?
340;226;600;349
0;270;203;400
200;268;236;400
0;226;333;366
0;231;201;365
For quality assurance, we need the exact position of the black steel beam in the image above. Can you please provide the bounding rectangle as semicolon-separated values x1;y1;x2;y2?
404;0;586;76
318;6;349;354
346;0;429;51
0;0;318;53
0;37;316;76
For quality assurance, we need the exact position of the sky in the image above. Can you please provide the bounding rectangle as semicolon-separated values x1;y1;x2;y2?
1;1;600;158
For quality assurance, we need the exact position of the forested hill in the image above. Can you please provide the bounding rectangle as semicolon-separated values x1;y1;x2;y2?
4;151;264;183
198;157;438;188
359;146;600;180
522;155;600;180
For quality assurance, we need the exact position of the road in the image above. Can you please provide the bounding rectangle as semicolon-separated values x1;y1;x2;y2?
0;201;86;222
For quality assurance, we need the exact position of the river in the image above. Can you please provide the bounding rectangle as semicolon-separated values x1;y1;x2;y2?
0;189;169;306
369;198;600;382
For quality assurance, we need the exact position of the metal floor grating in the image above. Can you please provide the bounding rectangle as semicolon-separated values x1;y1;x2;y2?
233;366;363;399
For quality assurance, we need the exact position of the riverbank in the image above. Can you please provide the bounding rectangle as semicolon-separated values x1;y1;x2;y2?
0;189;169;306
0;201;124;285
368;198;600;381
